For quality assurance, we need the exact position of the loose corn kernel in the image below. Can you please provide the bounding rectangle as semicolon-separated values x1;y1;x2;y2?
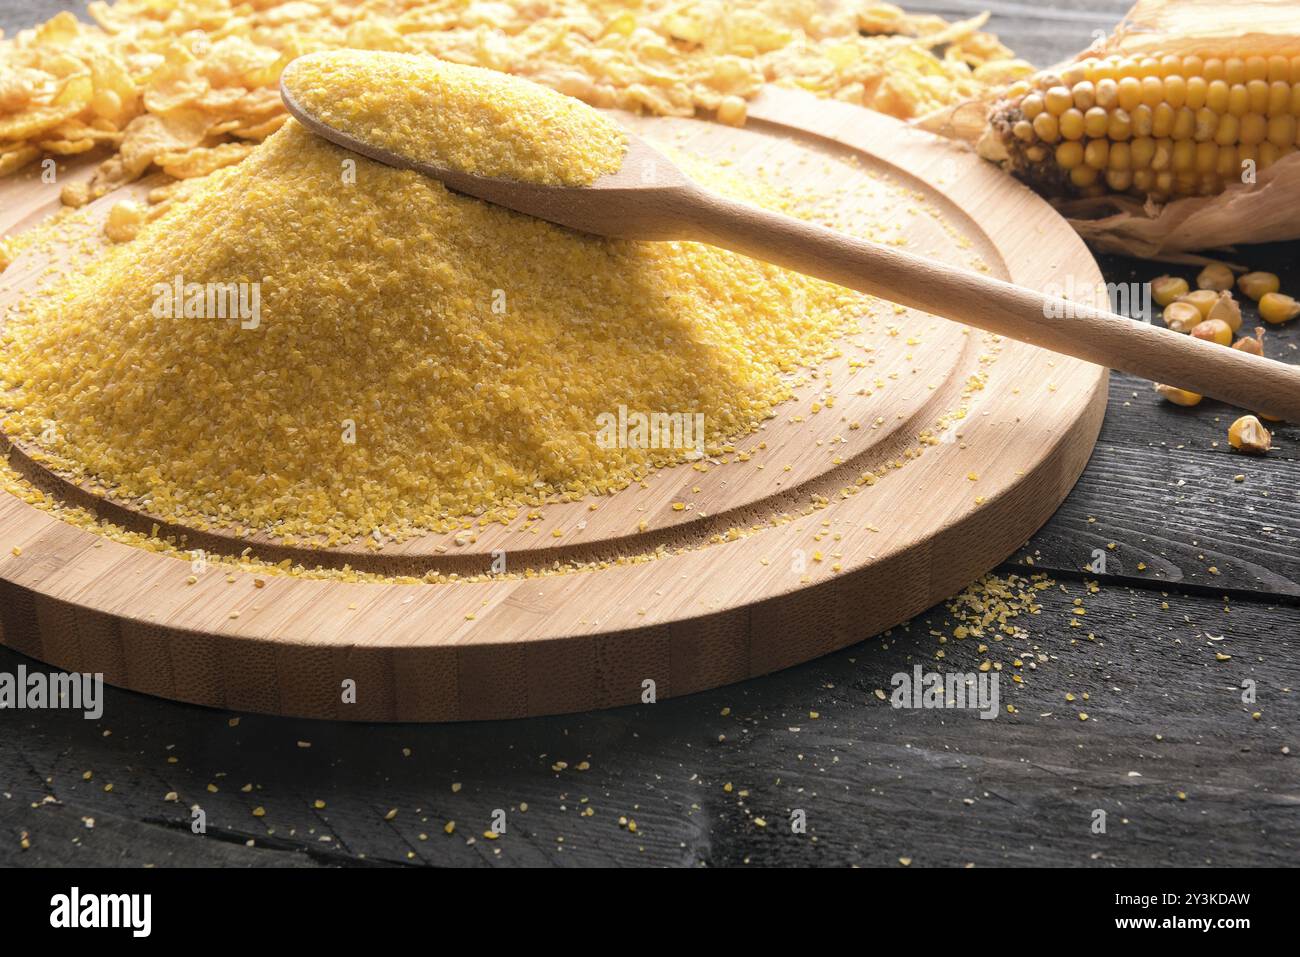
1177;288;1220;318
1205;291;1242;332
1228;414;1272;454
1258;292;1300;324
1154;382;1202;406
1237;271;1280;300
1231;326;1266;355
1191;318;1233;345
1196;262;1235;291
1151;275;1188;306
1162;300;1201;333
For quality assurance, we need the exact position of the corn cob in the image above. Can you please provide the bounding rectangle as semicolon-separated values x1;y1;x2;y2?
981;53;1300;202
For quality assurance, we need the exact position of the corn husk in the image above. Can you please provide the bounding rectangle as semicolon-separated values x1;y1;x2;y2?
919;0;1300;258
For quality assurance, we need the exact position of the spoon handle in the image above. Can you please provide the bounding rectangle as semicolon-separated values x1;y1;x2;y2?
676;189;1300;422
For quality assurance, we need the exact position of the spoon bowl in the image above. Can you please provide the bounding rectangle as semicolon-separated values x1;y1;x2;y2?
282;80;698;240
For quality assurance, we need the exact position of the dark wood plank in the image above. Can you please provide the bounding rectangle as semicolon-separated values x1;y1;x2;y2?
0;796;327;867
904;0;1132;66
1008;376;1300;597
2;576;1294;868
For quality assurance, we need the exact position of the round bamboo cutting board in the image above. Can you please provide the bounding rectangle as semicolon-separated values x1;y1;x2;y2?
0;88;1108;721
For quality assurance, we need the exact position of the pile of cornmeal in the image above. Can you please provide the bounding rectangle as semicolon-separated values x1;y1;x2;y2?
0;53;871;545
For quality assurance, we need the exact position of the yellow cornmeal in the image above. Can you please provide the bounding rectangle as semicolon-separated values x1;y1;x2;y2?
283;51;627;186
0;120;867;545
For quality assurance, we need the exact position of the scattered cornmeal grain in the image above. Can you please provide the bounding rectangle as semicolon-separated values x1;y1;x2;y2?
1195;263;1233;293
1151;275;1188;307
282;51;627;187
942;572;1049;646
0;121;865;544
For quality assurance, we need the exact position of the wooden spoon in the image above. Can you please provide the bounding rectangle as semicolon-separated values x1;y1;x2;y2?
282;81;1300;421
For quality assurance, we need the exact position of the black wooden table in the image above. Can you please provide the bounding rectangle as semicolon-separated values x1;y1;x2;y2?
1;0;1295;868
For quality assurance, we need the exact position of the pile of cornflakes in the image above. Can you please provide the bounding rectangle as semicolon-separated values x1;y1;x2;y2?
0;1;1029;206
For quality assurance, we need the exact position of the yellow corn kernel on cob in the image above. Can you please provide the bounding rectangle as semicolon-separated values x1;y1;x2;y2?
982;53;1300;201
